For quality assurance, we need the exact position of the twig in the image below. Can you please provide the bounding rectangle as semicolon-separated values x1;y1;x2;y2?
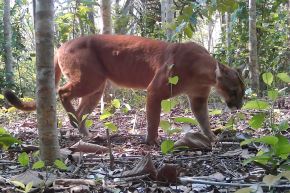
106;129;114;170
179;177;290;188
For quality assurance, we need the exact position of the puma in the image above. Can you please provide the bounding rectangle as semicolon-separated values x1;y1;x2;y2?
4;35;245;144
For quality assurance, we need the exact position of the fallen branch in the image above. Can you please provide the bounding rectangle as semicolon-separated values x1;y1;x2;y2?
179;177;290;188
54;179;96;186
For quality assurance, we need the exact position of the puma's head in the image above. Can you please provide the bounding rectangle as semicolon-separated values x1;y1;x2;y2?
215;62;245;110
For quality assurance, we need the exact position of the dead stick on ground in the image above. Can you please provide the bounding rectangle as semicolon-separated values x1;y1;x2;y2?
106;128;114;170
179;177;290;188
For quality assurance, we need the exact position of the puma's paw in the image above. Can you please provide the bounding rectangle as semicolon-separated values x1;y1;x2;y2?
204;131;217;142
144;135;159;146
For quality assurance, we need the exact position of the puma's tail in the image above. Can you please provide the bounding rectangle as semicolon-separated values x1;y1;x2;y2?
4;90;36;111
4;54;62;111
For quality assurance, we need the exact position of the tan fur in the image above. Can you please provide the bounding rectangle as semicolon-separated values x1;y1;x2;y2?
4;35;245;144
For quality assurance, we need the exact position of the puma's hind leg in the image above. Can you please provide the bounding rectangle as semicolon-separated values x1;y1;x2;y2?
58;79;106;136
76;83;106;135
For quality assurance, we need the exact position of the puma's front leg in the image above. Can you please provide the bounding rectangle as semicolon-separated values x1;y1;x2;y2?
145;93;162;145
188;96;216;141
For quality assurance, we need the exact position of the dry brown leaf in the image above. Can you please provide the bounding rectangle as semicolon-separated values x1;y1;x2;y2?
117;153;157;180
157;164;179;184
69;140;109;154
10;170;56;188
174;132;212;150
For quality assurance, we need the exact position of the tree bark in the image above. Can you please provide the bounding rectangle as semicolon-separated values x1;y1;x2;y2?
88;1;96;34
249;0;259;93
101;0;112;34
35;0;60;164
100;0;113;112
226;12;232;65
3;0;14;88
287;0;290;68
161;0;174;40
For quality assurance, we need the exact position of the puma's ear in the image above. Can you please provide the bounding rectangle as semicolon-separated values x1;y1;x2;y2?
215;62;222;78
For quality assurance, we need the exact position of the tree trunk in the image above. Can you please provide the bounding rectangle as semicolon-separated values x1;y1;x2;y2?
35;0;60;164
100;0;113;112
226;12;232;65
101;0;112;34
161;0;174;40
249;0;259;93
287;0;290;68
88;1;96;34
207;19;213;52
114;0;131;34
3;0;14;88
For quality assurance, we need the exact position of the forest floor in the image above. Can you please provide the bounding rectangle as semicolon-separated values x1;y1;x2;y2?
0;96;290;193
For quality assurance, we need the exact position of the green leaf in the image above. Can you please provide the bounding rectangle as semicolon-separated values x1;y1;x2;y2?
0;134;21;149
249;113;266;129
159;120;171;131
255;136;278;146
85;119;93;128
100;111;112;120
273;135;290;156
104;122;118;133
112;99;121;108
18;152;29;167
277;73;290;83
184;25;193;38
0;127;7;134
161;100;176;113
243;100;270;110
32;160;45;170
168;76;179;85
209;109;222;116
278;120;289;131
54;159;68;171
262;72;273;86
263;174;281;187
161;140;175;154
0;94;4;100
10;180;26;189
81;114;89;122
267;90;279;101
25;182;33;193
174;117;198;125
240;139;254;146
124;103;131;111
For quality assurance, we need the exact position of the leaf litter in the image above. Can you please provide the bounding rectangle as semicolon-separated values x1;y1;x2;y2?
0;97;289;192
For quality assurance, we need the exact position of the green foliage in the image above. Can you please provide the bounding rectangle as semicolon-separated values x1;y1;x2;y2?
18;152;30;167
54;159;68;171
0;127;21;150
243;100;270;110
174;117;198;125
32;160;45;170
241;135;290;174
161;99;177;113
10;181;33;193
168;76;179;85
161;140;175;154
241;71;290;174
248;113;266;129
262;72;274;86
104;122;118;133
277;73;290;83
